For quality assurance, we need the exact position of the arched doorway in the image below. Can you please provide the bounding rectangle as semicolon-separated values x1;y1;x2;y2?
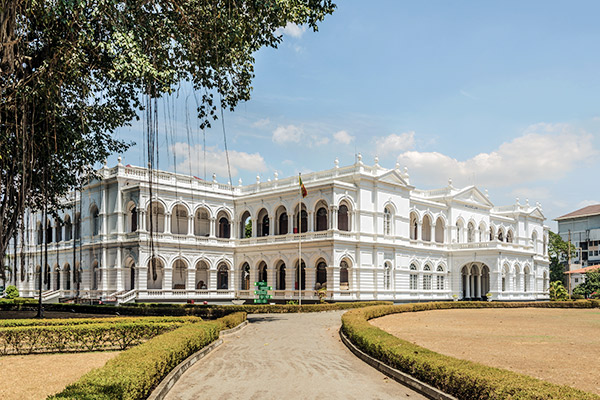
217;263;229;289
195;261;209;289
258;261;268;283
172;259;187;289
276;261;286;290
241;262;250;290
340;260;349;290
316;261;327;289
461;262;490;300
147;258;164;290
295;259;306;290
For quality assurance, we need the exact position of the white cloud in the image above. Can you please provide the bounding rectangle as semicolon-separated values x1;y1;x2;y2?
333;130;354;144
396;123;597;188
375;131;415;156
314;136;330;146
577;199;600;208
252;118;270;128
272;124;304;144
275;23;307;38
171;142;267;178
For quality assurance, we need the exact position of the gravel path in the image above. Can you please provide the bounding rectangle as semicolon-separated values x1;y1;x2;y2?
165;311;426;400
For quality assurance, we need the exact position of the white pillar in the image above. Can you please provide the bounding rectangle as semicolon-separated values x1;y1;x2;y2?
165;213;172;234
476;274;482;298
466;273;471;298
187;216;194;236
209;217;216;237
308;211;314;232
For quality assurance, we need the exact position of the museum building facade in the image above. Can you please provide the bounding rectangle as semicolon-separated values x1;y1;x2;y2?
7;155;550;303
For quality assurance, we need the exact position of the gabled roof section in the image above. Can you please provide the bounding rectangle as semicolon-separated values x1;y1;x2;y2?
555;204;600;221
376;169;411;188
527;207;546;220
449;186;494;209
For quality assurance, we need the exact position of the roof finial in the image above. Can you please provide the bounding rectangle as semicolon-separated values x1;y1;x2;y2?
212;173;217;183
274;171;279;180
238;178;243;187
374;155;379;167
334;157;339;168
448;177;453;187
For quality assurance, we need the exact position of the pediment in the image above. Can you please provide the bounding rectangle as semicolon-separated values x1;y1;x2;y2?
377;170;410;187
528;208;545;220
451;186;494;208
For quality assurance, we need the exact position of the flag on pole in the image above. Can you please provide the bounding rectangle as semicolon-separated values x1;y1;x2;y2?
299;174;307;198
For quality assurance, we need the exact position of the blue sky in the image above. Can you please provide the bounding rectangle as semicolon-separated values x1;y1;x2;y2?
112;1;600;230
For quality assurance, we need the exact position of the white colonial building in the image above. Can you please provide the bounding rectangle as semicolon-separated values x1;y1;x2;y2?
5;155;550;303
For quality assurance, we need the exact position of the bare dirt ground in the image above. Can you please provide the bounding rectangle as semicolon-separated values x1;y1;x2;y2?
0;351;120;400
371;308;600;395
166;311;427;400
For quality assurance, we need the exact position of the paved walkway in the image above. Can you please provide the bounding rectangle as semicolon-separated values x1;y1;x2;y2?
165;311;426;400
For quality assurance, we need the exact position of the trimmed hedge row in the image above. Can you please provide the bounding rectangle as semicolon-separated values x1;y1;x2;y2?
0;321;187;355
0;315;201;328
49;312;247;400
342;301;600;400
0;300;393;318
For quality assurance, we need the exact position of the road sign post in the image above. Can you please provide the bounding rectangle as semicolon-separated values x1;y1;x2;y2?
254;281;272;304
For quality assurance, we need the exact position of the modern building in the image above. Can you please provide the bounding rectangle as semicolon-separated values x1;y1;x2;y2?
4;155;550;303
555;204;600;292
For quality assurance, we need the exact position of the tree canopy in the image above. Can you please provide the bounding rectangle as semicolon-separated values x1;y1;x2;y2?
0;0;336;260
573;269;600;298
548;231;575;283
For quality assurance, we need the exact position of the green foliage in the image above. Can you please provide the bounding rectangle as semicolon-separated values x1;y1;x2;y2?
550;280;569;301
4;285;19;299
0;0;336;260
49;313;247;400
0;317;201;355
573;269;600;298
244;219;252;238
549;231;576;283
342;302;600;400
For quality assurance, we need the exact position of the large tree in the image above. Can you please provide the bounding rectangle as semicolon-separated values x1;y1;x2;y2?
0;0;336;261
548;231;575;283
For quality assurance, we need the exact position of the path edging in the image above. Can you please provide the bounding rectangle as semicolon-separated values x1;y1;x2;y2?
339;329;457;400
148;321;248;400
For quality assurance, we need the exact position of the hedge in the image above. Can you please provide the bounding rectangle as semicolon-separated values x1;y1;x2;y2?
0;315;201;328
49;312;247;400
0;321;190;355
0;300;393;318
342;301;600;400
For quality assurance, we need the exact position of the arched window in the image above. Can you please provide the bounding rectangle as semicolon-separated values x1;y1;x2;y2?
514;265;521;291
171;205;188;235
502;265;509;292
195;208;210;237
55;219;63;242
467;222;475;243
423;265;432;290
239;211;251;238
130;207;138;232
506;230;513;243
436;265;445;290
422;215;432;242
277;262;286;290
524;266;530;292
340;261;349;290
278;210;288;235
543;235;547;255
409;264;418;290
147;258;164;290
316;207;328;231
497;230;504;242
36;221;43;245
74;212;81;240
241;262;250;290
257;208;269;237
294;204;308;233
543;271;548;292
64;264;71;291
409;212;417;240
316;261;327;288
258;262;268;283
489;226;494;241
338;204;350;231
531;231;538;253
147;202;165;233
456;220;463;243
217;264;229;289
172;260;187;289
46;219;53;243
435;217;444;243
90;206;100;236
195;261;209;289
64;215;72;241
216;211;231;238
384;262;391;290
385;207;393;236
478;223;486;242
295;260;306;290
54;266;61;290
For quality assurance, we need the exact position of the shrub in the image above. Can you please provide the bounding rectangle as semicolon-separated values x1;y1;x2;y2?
342;302;600;400
550;280;569;301
0;315;201;328
4;285;19;299
0;321;186;355
50;313;247;400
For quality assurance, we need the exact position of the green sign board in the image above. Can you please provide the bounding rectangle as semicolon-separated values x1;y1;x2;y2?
253;281;272;304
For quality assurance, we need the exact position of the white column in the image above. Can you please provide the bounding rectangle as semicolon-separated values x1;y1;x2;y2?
251;218;257;237
416;223;422;241
308;211;314;232
269;217;275;236
116;183;123;234
165;213;172;234
476;274;482;298
466;273;471;298
209;217;216;237
187;216;194;236
116;248;123;291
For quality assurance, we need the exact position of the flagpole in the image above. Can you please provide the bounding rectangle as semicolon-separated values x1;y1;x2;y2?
298;173;302;306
